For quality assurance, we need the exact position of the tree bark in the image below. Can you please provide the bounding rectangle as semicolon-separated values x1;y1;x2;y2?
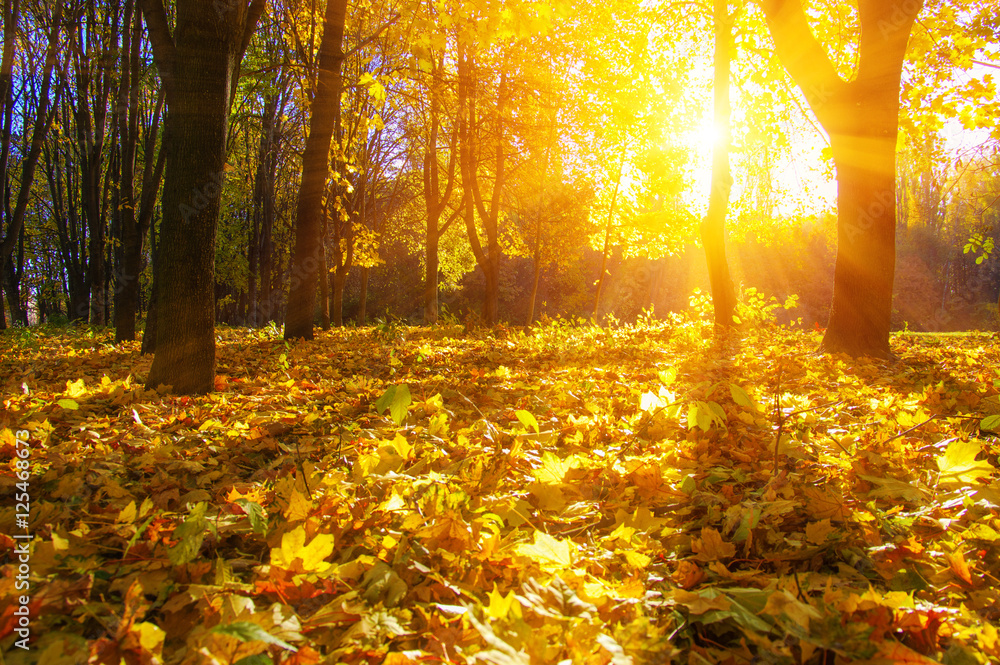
422;54;459;325
284;0;348;341
593;162;623;319
760;0;922;357
319;215;331;330
140;0;265;393
458;49;506;326
140;220;159;354
702;0;737;328
358;266;369;325
115;6;165;341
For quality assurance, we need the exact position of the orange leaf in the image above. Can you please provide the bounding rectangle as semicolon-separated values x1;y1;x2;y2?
945;549;973;586
691;527;736;561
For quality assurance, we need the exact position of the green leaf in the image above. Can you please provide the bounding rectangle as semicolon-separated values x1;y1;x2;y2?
235;499;267;535
57;398;79;410
981;415;1000;434
375;384;412;426
168;503;210;566
729;384;755;409
515;409;539;433
234;655;274;665
210;622;297;652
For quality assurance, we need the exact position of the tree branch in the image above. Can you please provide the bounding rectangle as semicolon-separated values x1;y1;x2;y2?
755;0;847;125
239;0;268;63
136;0;176;95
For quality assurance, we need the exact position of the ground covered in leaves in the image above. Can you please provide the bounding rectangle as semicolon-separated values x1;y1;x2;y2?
1;316;1000;665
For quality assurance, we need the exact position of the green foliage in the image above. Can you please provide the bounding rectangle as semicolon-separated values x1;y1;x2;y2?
963;233;995;265
735;288;798;326
375;383;412;425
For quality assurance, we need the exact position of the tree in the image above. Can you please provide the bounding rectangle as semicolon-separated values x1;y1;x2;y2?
284;0;348;341
702;0;737;328
141;0;266;393
0;0;63;328
114;1;166;342
418;52;460;325
458;47;508;326
759;0;923;357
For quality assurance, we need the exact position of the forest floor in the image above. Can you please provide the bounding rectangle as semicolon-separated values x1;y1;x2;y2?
1;317;999;665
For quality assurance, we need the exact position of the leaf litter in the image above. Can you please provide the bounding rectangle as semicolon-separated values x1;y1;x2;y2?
0;319;999;664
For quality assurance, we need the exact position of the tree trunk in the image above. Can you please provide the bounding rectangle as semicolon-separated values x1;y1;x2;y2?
358;266;369;325
527;224;542;325
140;221;158;355
702;0;737;328
284;0;348;341
593;162;623;319
424;226;440;324
332;269;347;327
458;50;506;326
140;0;265;393
0;0;62;329
823;132;898;356
760;0;922;357
421;54;459;325
319;219;331;330
115;8;165;342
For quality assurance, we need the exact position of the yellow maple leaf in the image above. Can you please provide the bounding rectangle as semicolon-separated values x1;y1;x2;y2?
805;519;836;544
485;584;519;619
535;451;573;484
271;526;334;574
516;531;574;568
624;550;651;569
529;482;567;512
65;378;87;398
284;489;312;522
937;439;994;486
691;527;736;561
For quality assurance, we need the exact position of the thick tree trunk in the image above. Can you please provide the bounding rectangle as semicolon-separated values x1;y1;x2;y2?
284;0;348;341
3;257;26;325
702;0;737;328
140;0;265;393
823;132;898;356
760;0;921;357
145;94;227;392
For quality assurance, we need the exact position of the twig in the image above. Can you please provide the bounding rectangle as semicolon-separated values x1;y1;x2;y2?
883;413;982;445
772;364;784;476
